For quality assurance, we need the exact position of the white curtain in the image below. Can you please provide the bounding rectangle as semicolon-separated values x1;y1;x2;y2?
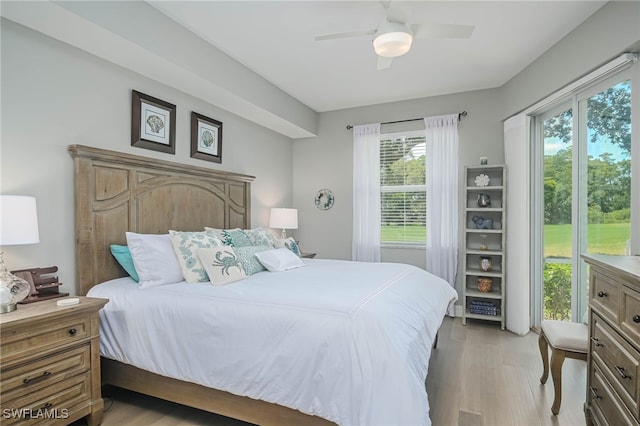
424;114;459;316
352;123;381;262
503;114;533;335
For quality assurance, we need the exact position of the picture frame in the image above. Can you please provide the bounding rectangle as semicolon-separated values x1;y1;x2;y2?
191;112;222;163
131;90;176;154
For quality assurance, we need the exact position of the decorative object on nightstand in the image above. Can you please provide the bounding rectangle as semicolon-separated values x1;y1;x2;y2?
0;296;109;426
12;265;69;303
0;195;40;313
301;252;317;259
269;208;298;239
462;165;506;329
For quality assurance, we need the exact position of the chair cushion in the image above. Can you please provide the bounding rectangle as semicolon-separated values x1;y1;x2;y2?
541;320;588;353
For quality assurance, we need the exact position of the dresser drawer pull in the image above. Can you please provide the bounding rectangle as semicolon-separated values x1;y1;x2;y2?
615;366;631;379
41;402;53;410
68;328;77;335
25;402;53;418
633;315;640;323
597;291;608;298
22;371;52;385
590;386;602;400
590;337;604;347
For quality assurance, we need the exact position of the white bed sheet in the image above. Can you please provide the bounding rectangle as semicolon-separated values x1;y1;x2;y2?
88;259;457;426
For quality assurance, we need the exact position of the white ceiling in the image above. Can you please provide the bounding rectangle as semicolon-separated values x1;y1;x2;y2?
150;1;607;112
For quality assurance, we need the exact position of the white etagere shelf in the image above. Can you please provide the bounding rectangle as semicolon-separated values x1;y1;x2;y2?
462;165;506;329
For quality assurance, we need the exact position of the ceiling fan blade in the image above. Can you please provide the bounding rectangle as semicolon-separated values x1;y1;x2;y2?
315;29;376;41
377;56;394;71
412;23;475;39
380;0;410;23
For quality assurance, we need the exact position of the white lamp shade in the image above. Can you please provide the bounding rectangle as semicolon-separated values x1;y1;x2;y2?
269;208;298;230
373;22;413;58
0;196;40;245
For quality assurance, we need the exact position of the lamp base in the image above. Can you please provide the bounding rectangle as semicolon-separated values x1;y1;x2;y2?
280;229;287;239
0;303;18;314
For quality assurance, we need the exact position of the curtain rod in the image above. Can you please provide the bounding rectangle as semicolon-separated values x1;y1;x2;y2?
346;110;467;130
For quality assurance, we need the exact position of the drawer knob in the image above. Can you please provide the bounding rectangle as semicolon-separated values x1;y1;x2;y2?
23;371;52;385
615;365;631;380
590;386;602;400
41;402;53;410
633;315;640;323
68;328;77;335
590;337;603;347
597;291;608;298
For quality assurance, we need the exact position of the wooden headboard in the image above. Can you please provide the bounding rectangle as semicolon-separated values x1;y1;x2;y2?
69;145;254;296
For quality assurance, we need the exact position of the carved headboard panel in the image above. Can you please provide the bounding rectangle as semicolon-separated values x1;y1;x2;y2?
69;145;254;295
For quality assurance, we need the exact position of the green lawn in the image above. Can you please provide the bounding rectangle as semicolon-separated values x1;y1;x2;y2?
381;225;426;243
544;223;631;257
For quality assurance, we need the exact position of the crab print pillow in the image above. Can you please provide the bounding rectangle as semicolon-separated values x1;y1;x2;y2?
197;246;247;285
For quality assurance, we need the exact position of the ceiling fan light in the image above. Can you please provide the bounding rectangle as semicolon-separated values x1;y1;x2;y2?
373;31;413;58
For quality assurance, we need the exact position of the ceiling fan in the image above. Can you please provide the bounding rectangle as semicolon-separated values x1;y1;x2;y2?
314;1;474;70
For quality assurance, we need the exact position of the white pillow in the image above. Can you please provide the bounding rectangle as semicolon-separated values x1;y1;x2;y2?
197;247;247;285
125;232;183;288
254;248;306;272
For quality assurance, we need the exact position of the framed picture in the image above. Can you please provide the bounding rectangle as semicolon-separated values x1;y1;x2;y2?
131;90;176;154
191;112;222;163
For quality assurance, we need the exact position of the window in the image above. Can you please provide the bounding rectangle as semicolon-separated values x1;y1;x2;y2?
380;130;426;245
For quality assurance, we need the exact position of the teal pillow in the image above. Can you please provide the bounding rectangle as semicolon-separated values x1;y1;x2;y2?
233;245;271;275
110;244;140;282
221;229;253;247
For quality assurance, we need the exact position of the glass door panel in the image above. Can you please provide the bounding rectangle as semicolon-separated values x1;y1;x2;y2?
543;107;573;321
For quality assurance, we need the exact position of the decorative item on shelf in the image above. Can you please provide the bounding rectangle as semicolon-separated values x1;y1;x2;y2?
472;216;493;229
315;188;334;210
480;156;488;165
269;208;298;239
479;256;493;272
479;234;489;251
474;174;490;187
477;277;493;293
477;192;491;207
0;195;40;313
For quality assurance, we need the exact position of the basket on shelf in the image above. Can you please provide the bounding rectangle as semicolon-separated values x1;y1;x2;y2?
477;277;493;293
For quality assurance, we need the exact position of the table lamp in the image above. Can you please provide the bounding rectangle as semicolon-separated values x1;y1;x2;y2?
0;195;40;313
269;208;298;239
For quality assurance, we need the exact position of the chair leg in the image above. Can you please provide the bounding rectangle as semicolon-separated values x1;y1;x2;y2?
550;348;566;415
539;331;549;384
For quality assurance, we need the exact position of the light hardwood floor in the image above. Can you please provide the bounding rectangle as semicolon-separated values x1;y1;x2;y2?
72;317;587;426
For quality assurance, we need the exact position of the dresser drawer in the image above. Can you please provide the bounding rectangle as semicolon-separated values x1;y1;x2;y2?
1;345;90;401
1;371;90;426
0;315;90;362
591;270;621;325
622;285;640;346
592;313;640;417
590;361;638;426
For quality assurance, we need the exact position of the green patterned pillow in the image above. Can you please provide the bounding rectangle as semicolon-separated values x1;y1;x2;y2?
233;245;272;275
275;237;302;257
244;227;278;248
197;247;247;285
169;230;222;283
204;227;253;247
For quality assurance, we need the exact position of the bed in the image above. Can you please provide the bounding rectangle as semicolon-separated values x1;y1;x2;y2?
69;145;457;426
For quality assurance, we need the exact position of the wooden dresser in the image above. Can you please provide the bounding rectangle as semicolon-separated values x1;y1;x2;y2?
0;296;108;426
583;254;640;426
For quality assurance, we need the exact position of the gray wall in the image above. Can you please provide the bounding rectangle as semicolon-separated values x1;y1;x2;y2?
1;1;638;300
0;20;295;295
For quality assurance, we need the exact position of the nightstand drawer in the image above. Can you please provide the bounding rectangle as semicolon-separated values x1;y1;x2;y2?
593;313;640;417
1;345;90;401
0;315;90;362
1;371;90;426
591;271;620;325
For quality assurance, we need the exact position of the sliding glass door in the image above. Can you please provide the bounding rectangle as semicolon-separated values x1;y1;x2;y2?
535;71;633;323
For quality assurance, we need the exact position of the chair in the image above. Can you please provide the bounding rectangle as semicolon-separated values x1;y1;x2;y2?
538;320;588;415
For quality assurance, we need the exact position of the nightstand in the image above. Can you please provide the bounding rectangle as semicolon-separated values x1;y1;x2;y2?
0;296;108;426
301;252;317;259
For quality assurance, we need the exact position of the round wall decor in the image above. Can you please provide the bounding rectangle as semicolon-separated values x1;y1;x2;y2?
315;189;334;210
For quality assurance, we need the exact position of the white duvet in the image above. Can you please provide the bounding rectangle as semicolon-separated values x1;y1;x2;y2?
88;259;457;426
